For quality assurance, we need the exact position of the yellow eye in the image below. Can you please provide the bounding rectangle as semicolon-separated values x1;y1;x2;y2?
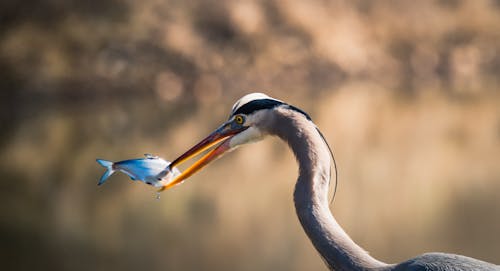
234;115;245;125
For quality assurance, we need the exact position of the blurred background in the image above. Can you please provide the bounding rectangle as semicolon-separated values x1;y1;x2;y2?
1;0;499;270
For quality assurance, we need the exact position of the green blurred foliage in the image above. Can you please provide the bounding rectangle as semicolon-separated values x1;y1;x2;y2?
0;0;499;270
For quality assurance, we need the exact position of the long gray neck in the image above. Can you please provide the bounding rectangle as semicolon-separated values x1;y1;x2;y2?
267;108;387;271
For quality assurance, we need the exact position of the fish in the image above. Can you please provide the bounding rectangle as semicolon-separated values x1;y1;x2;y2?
96;154;180;188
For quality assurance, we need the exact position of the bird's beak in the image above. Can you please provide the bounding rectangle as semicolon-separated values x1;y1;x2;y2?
158;121;247;192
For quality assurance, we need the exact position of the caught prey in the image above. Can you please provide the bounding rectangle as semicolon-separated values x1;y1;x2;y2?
96;154;180;188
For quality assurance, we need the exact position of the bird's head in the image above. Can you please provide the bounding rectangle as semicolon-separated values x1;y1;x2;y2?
159;92;311;191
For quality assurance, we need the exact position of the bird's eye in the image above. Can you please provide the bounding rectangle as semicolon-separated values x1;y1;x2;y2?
234;115;245;125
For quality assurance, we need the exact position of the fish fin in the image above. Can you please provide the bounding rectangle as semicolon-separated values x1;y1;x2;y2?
96;159;113;168
96;159;115;185
144;153;158;159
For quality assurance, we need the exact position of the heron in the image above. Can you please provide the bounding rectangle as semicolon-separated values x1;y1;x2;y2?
160;93;499;271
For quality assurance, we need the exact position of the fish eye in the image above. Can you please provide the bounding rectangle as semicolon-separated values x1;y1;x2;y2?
234;115;245;125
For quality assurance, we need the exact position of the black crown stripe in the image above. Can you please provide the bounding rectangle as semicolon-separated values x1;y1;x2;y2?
231;98;311;121
232;99;284;116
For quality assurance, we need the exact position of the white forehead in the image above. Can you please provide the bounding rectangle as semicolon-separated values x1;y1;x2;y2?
231;92;282;114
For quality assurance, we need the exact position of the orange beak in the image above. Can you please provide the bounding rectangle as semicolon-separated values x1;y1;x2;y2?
158;121;247;192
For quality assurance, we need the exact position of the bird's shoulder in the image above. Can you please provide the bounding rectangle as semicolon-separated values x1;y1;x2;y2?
391;252;499;271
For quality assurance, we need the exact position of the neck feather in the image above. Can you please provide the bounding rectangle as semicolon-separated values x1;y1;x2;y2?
267;108;387;271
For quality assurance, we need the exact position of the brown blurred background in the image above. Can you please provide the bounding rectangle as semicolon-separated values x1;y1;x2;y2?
1;0;499;270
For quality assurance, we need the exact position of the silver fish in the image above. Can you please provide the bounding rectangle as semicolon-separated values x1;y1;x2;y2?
96;154;180;188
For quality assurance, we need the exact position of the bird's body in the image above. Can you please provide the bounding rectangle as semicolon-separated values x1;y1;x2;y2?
259;104;498;271
159;93;499;271
392;253;498;271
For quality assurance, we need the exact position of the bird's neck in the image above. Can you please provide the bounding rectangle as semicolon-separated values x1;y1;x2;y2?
270;109;387;271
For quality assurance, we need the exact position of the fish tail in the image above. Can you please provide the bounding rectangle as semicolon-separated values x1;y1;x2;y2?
96;159;115;185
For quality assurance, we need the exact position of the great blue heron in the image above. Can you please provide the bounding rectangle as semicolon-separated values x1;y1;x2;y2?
161;93;499;271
